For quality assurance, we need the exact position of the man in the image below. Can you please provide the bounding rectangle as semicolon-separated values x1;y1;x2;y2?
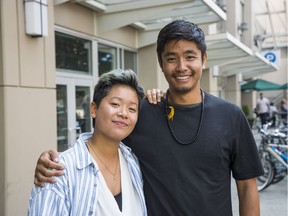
34;20;263;215
256;92;270;127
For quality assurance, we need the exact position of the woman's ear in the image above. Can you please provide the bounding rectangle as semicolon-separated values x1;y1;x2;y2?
90;102;97;118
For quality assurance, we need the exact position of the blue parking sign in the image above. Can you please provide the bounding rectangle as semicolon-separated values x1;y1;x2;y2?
264;52;276;63
262;50;280;66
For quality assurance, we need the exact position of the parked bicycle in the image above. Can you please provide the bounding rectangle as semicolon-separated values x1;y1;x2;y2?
256;123;287;192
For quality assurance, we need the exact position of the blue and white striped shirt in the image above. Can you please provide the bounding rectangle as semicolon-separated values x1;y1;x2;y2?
28;132;147;216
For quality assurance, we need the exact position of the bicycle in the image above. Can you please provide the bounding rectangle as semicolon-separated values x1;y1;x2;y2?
256;123;287;192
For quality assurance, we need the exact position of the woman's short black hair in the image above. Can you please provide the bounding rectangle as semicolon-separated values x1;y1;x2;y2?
92;69;144;127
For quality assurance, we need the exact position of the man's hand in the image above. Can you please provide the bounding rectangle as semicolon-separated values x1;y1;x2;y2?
146;88;165;104
34;150;64;187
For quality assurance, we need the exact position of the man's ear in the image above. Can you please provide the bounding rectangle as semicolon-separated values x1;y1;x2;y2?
202;52;208;67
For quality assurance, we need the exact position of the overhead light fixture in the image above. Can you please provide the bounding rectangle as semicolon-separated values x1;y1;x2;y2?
24;0;48;37
238;22;249;31
254;34;265;42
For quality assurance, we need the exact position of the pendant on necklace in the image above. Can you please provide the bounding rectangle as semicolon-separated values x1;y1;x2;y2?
165;89;205;145
113;176;117;181
167;106;174;121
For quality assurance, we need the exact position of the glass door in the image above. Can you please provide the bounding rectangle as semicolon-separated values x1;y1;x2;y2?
56;77;93;151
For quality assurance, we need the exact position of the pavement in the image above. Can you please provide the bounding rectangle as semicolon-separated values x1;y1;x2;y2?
231;128;288;216
231;176;287;216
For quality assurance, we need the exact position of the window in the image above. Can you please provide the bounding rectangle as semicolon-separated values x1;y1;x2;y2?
124;50;137;72
56;85;68;152
55;32;92;74
98;44;117;76
98;43;137;75
75;86;91;134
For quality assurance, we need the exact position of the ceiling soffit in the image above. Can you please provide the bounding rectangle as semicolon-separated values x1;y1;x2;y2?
70;0;226;35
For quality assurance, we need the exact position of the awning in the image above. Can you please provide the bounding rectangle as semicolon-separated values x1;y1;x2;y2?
241;79;282;91
206;33;279;79
278;83;288;90
66;0;226;47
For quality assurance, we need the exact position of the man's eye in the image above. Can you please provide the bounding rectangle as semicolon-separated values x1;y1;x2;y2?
167;57;176;62
111;103;119;107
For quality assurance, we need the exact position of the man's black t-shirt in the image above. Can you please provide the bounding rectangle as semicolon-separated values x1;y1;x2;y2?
124;93;263;216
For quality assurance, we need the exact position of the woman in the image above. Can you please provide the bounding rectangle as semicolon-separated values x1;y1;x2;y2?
28;69;147;216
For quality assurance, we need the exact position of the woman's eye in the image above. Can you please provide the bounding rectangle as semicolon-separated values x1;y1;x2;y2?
129;108;137;113
187;55;196;60
111;103;119;107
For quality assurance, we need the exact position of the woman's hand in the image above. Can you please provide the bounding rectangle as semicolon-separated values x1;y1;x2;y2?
146;88;165;104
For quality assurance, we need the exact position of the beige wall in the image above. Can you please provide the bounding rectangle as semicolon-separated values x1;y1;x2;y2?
54;3;94;35
137;44;169;91
99;26;137;48
54;3;138;49
5;87;57;215
0;87;4;216
1;0;19;86
138;45;158;90
0;1;57;215
0;2;4;215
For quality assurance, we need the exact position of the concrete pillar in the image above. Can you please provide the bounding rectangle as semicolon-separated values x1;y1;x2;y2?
201;68;219;96
225;75;241;105
242;0;255;48
226;0;239;37
138;44;168;91
0;1;56;215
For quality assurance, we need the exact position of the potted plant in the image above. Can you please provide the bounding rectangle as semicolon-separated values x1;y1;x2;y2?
241;105;254;128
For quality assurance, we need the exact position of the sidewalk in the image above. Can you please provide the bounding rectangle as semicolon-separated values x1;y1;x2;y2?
231;128;287;216
231;176;287;216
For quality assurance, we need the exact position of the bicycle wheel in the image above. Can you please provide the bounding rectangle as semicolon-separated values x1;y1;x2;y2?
257;158;274;192
272;170;287;184
272;162;287;184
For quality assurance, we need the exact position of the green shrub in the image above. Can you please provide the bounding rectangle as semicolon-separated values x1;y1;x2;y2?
241;105;250;117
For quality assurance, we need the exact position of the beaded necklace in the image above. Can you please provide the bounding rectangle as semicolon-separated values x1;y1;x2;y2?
165;89;204;145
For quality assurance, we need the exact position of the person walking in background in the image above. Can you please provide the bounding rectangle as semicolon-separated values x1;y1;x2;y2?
279;99;287;125
256;92;270;127
269;102;278;127
31;20;263;216
28;69;147;216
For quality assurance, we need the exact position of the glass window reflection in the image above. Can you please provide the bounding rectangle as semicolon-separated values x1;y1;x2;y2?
57;85;68;152
76;86;91;135
98;44;117;76
55;32;92;74
124;50;137;72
